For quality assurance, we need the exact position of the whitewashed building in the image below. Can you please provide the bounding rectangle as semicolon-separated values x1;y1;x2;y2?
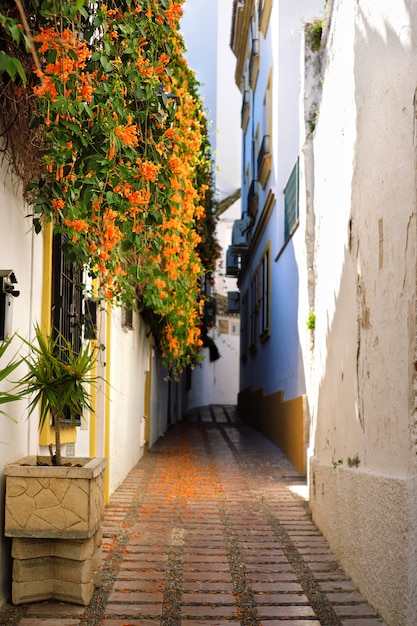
307;1;417;624
231;0;417;623
181;0;241;410
229;0;323;475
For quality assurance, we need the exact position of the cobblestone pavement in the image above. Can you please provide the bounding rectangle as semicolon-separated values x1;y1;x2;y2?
0;405;385;626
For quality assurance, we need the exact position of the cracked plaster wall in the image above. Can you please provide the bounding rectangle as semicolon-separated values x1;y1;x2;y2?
307;0;417;623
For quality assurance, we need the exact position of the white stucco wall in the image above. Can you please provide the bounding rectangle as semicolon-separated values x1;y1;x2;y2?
0;164;44;607
107;310;150;493
309;1;417;623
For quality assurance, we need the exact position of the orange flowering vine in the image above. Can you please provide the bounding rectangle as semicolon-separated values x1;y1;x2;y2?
1;0;220;373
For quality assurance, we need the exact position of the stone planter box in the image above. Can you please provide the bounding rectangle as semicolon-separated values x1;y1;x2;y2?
4;456;107;605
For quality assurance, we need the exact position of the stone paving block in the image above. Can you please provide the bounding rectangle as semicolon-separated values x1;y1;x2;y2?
254;592;310;604
117;569;165;580
257;604;317;617
262;622;320;626
325;591;368;603
94;621;160;626
105;603;162;617
182;581;234;592
107;591;163;603
319;580;357;591
181;605;238;617
252;581;303;592
19;617;80;626
334;604;381;617
183;592;236;604
181;622;240;626
342;617;385;626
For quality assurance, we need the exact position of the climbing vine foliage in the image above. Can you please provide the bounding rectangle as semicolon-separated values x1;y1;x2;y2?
0;0;219;374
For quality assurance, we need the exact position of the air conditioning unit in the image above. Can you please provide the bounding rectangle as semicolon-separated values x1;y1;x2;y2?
231;218;248;255
227;291;240;313
226;246;240;277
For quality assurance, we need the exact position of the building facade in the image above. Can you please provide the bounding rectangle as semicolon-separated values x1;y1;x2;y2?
231;0;417;623
229;0;322;475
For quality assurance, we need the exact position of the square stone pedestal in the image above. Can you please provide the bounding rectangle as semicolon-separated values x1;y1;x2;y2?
4;456;106;606
11;530;102;605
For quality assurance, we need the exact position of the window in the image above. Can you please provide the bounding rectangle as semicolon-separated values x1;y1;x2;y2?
241;290;249;359
51;232;84;426
249;271;258;352
284;158;300;240
122;307;133;330
259;245;270;339
251;123;259;191
52;233;83;353
248;179;259;219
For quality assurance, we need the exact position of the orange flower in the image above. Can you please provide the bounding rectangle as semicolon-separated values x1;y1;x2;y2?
115;121;138;146
164;127;176;140
140;160;159;182
168;155;183;174
51;198;65;210
64;218;89;232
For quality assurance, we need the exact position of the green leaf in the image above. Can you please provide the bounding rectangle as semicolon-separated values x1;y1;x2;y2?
8;23;22;44
33;218;42;234
100;55;113;73
0;52;26;86
106;190;120;205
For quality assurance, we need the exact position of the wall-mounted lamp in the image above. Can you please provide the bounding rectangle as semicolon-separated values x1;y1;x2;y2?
0;270;20;340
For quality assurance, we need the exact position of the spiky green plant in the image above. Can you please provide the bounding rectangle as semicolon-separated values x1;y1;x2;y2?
0;334;23;421
16;325;99;465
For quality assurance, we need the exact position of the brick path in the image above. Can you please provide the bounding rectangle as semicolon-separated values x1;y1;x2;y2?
0;405;385;626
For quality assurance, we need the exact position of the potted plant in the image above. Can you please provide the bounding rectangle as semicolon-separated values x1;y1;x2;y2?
2;326;107;606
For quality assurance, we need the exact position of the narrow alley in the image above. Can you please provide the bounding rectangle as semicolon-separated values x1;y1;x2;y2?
0;407;384;626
